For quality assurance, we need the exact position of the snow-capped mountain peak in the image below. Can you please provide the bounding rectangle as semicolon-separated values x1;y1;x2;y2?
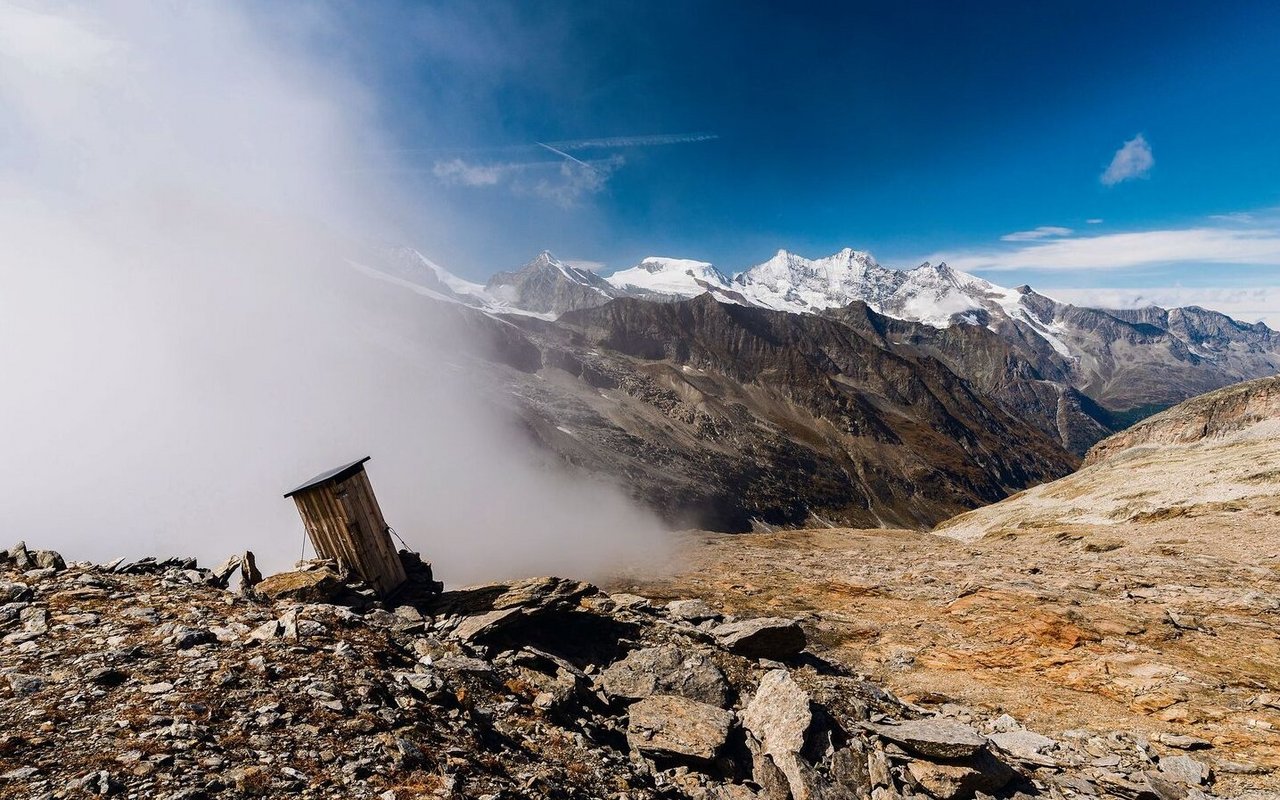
732;247;897;311
606;256;732;297
484;250;623;316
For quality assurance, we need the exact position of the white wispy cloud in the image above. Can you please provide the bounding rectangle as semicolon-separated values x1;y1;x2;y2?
938;226;1280;271
1045;286;1280;329
1000;225;1073;242
1086;218;1103;224
1101;133;1154;186
530;154;624;207
430;154;623;206
563;259;606;272
432;158;507;186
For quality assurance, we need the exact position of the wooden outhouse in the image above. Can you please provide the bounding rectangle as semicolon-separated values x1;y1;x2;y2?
283;456;407;597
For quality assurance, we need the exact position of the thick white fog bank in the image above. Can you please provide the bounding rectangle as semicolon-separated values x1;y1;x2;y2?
0;1;667;584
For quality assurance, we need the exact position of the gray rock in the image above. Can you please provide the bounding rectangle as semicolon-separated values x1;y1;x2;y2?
626;694;733;762
171;626;216;649
707;785;762;800
601;645;728;707
608;593;652;610
1159;754;1211;787
20;606;47;634
905;752;1014;800
987;729;1057;764
865;718;989;760
0;581;30;603
1141;772;1192;800
989;713;1021;732
434;655;494;674
31;550;65;571
247;618;283;643
712;617;806;660
240;551;263;590
87;667;129;688
741;669;817;800
1214;759;1268;775
5;672;44;695
211;555;241;587
451;608;523;643
666;599;720;622
8;541;32;570
254;566;344;602
1156;733;1211;750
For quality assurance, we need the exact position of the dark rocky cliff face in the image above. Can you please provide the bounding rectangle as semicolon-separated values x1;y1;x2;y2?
458;295;1078;532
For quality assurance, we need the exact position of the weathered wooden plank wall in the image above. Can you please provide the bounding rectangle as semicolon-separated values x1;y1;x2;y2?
291;469;407;597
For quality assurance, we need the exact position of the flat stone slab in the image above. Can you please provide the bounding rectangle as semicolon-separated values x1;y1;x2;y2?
626;694;733;762
988;729;1058;764
865;719;988;760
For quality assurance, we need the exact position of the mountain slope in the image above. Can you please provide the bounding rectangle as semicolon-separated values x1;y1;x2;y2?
470;294;1077;531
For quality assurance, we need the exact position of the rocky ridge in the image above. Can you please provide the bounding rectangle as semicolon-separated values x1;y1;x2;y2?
1083;374;1280;465
0;542;1224;800
935;374;1280;540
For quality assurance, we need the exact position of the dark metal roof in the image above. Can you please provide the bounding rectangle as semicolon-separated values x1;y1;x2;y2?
283;456;371;498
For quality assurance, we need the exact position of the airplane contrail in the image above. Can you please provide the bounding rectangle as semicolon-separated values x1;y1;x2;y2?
535;142;592;168
544;132;719;150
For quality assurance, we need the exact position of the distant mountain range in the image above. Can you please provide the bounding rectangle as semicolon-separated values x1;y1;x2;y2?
358;246;1280;531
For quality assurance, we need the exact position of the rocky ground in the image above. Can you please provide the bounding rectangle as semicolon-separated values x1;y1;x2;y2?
0;540;1223;800
631;525;1277;800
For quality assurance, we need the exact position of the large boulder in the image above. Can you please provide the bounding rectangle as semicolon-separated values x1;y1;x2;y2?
31;549;65;571
626;694;733;762
742;669;869;800
742;669;816;799
601;644;729;707
713;617;806;660
254;565;344;602
904;752;1013;800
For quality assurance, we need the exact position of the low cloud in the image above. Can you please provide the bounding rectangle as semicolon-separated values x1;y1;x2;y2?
0;1;667;585
1000;226;1073;242
1086;218;1104;224
1045;286;1280;329
938;225;1280;272
1101;133;1154;186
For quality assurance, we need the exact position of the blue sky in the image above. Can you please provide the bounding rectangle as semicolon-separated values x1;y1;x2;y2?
344;1;1280;324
